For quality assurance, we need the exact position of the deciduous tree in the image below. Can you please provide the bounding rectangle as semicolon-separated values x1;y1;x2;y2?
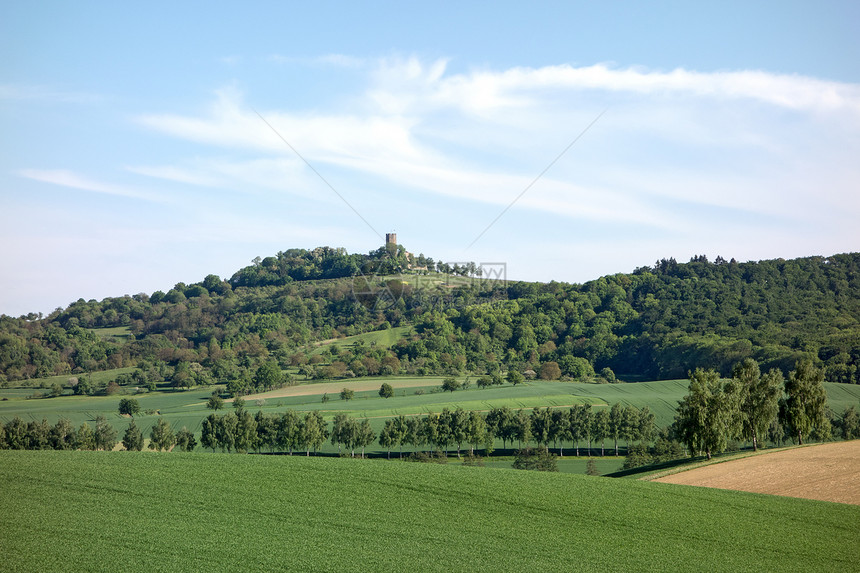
149;417;175;452
118;397;140;417
201;414;218;452
781;360;828;445
732;358;781;451
674;368;741;459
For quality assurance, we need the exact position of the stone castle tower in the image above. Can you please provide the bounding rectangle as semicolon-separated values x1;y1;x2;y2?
385;232;397;245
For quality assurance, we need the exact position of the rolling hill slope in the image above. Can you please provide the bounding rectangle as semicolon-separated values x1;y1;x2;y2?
1;451;857;572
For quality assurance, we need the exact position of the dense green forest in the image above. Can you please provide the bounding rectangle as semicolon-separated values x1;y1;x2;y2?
1;247;859;393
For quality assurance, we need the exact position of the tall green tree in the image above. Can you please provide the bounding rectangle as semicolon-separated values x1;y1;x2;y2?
301;411;328;455
593;409;610;456
330;413;350;455
94;415;117;451
529;408;553;452
549;408;571;457
26;418;51;450
839;405;860;440
781;360;828;445
512;409;531;449
378;382;394;399
608;403;625;456
404;416;423;454
6;414;27;450
378;418;399;459
466;410;488;455
201;414;218;452
486;406;516;450
674;368;741;460
235;409;258;453
637;406;655;445
356;419;375;458
732;358;781;451
572;404;593;456
175;427;197;452
50;418;76;450
277;410;300;454
393;415;409;458
75;422;95;450
149;417;175;452
122;419;144;451
255;411;275;452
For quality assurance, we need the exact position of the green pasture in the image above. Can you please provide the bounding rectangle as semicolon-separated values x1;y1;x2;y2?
308;325;413;354
2;377;858;458
1;451;857;572
89;326;132;339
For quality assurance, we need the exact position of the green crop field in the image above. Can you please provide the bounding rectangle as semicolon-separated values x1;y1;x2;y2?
0;451;857;572
2;378;859;459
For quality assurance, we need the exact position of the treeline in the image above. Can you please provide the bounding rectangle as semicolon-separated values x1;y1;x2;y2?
0;415;197;453
393;253;860;383
148;402;664;459
2;250;859;389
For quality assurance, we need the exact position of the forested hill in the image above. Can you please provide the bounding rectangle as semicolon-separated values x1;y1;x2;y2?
1;249;859;391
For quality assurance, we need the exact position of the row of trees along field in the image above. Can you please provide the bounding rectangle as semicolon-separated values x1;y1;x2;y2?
3;360;858;459
0;414;195;453
2;250;859;390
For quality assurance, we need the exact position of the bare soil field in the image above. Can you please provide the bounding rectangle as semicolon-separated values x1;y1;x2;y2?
654;441;860;505
231;378;436;401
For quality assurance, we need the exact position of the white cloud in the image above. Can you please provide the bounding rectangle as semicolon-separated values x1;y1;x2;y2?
368;60;860;118
17;169;168;202
267;54;367;68
131;59;860;255
0;84;104;104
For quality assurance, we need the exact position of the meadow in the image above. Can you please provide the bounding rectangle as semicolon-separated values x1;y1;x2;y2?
2;375;859;461
0;450;857;572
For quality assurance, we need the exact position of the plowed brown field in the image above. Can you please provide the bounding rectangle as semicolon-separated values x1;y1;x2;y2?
654;441;860;505
228;378;434;401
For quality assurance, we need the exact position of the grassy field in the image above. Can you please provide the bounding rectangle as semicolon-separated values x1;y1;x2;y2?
308;325;413;354
0;450;857;572
2;377;859;460
89;326;133;339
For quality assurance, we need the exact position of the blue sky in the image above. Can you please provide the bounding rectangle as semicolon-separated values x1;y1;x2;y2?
2;1;859;316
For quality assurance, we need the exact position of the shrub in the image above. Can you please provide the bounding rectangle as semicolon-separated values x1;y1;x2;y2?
512;447;558;472
622;443;653;470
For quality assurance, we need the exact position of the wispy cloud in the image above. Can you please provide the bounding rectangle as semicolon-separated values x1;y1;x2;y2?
17;169;167;202
267;53;367;68
132;58;860;249
366;59;860;118
0;84;104;104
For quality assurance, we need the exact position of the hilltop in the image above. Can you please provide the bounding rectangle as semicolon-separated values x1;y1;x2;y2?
1;248;859;394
